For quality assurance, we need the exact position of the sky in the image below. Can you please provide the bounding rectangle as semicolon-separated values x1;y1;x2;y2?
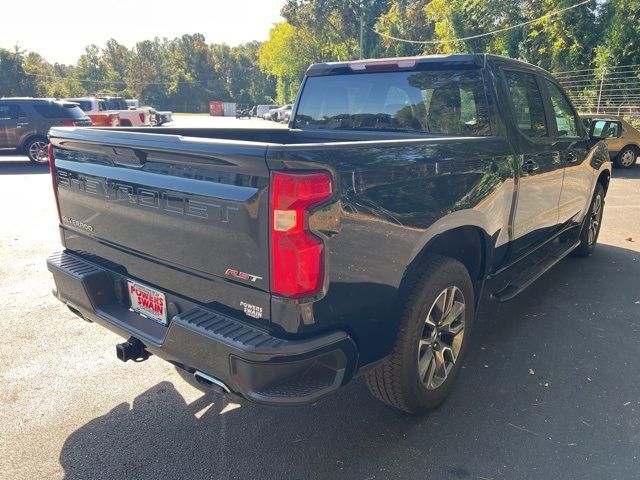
0;0;285;64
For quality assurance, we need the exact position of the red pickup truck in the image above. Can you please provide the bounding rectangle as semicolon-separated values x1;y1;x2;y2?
65;98;120;127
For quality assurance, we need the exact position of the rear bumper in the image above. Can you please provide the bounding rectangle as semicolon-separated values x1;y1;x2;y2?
47;251;358;405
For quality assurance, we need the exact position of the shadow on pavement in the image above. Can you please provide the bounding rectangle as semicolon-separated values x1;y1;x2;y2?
59;243;640;480
0;160;48;175
611;164;640;180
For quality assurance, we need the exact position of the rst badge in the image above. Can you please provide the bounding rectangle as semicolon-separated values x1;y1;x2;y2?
225;268;262;283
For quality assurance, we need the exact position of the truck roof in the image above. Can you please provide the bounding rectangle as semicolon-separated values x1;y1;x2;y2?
305;53;553;78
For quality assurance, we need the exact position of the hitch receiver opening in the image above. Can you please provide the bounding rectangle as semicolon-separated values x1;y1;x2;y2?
116;337;151;362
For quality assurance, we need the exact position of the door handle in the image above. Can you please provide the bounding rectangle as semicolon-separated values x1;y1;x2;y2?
522;159;539;173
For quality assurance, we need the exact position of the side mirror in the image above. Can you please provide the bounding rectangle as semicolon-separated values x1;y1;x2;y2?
589;119;622;140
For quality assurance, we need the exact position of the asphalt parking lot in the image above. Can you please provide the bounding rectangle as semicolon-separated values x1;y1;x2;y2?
1;118;639;479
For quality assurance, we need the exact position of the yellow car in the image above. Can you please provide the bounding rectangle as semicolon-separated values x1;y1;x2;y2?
580;114;640;168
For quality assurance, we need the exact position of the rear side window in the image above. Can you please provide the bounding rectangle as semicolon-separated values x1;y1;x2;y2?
32;102;86;119
0;104;25;120
545;80;579;137
294;69;491;136
504;71;548;137
591;120;620;138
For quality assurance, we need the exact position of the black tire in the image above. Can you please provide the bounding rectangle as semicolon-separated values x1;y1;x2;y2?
25;136;50;164
573;182;605;257
613;146;638;169
365;255;474;414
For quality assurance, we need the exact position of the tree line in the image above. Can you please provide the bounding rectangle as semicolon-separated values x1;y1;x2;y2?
0;35;276;112
1;0;638;111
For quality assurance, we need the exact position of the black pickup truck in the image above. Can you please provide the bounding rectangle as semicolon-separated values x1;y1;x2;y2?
47;54;612;414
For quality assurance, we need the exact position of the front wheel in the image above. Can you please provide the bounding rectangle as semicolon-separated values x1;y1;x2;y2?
573;182;605;257
365;255;474;414
25;137;49;164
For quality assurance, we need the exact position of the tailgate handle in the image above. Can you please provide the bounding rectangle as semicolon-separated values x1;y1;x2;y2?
112;147;146;166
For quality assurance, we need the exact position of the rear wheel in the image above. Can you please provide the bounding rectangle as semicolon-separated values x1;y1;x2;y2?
365;255;474;414
573;182;605;257
25;136;49;164
614;146;637;168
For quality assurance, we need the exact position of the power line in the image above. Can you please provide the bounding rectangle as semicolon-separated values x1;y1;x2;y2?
559;75;640;85
21;71;209;86
554;63;640;75
370;0;591;45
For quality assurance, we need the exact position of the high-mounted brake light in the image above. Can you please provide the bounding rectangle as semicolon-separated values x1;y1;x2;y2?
348;58;417;72
48;144;62;222
270;171;332;298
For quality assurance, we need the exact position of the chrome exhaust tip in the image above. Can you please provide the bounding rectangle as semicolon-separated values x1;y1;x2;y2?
193;370;231;393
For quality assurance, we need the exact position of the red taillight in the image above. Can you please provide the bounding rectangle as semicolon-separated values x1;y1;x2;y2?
139;113;145;123
270;171;332;297
62;119;75;126
48;144;62;222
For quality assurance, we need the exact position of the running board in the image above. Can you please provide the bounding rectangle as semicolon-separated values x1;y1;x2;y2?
490;240;580;303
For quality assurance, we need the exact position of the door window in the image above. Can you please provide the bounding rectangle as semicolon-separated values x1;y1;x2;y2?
504;71;548;138
0;104;22;120
545;81;578;138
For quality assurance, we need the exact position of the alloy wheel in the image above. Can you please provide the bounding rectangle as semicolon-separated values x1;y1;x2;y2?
29;141;49;164
417;286;466;390
588;193;603;246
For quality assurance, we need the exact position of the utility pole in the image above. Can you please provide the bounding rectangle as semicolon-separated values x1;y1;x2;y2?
359;11;364;59
350;0;364;59
596;68;605;114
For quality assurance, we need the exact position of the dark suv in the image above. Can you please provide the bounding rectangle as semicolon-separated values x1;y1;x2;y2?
0;98;91;164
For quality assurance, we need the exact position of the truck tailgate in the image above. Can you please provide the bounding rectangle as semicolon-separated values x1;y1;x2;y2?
49;127;271;322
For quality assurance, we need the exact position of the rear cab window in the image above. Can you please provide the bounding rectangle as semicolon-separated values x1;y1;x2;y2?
72;101;93;112
294;69;491;136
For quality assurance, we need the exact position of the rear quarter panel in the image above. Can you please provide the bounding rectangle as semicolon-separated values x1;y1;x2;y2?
267;136;516;363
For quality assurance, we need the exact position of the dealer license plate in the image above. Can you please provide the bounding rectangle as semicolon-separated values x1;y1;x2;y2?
127;280;167;325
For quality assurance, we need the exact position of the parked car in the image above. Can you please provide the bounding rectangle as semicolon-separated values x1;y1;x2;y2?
155;111;173;126
265;106;284;121
64;97;120;127
272;104;292;122
235;108;251;119
256;104;279;119
97;95;153;126
580;113;639;168
0;97;91;164
47;54;611;414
